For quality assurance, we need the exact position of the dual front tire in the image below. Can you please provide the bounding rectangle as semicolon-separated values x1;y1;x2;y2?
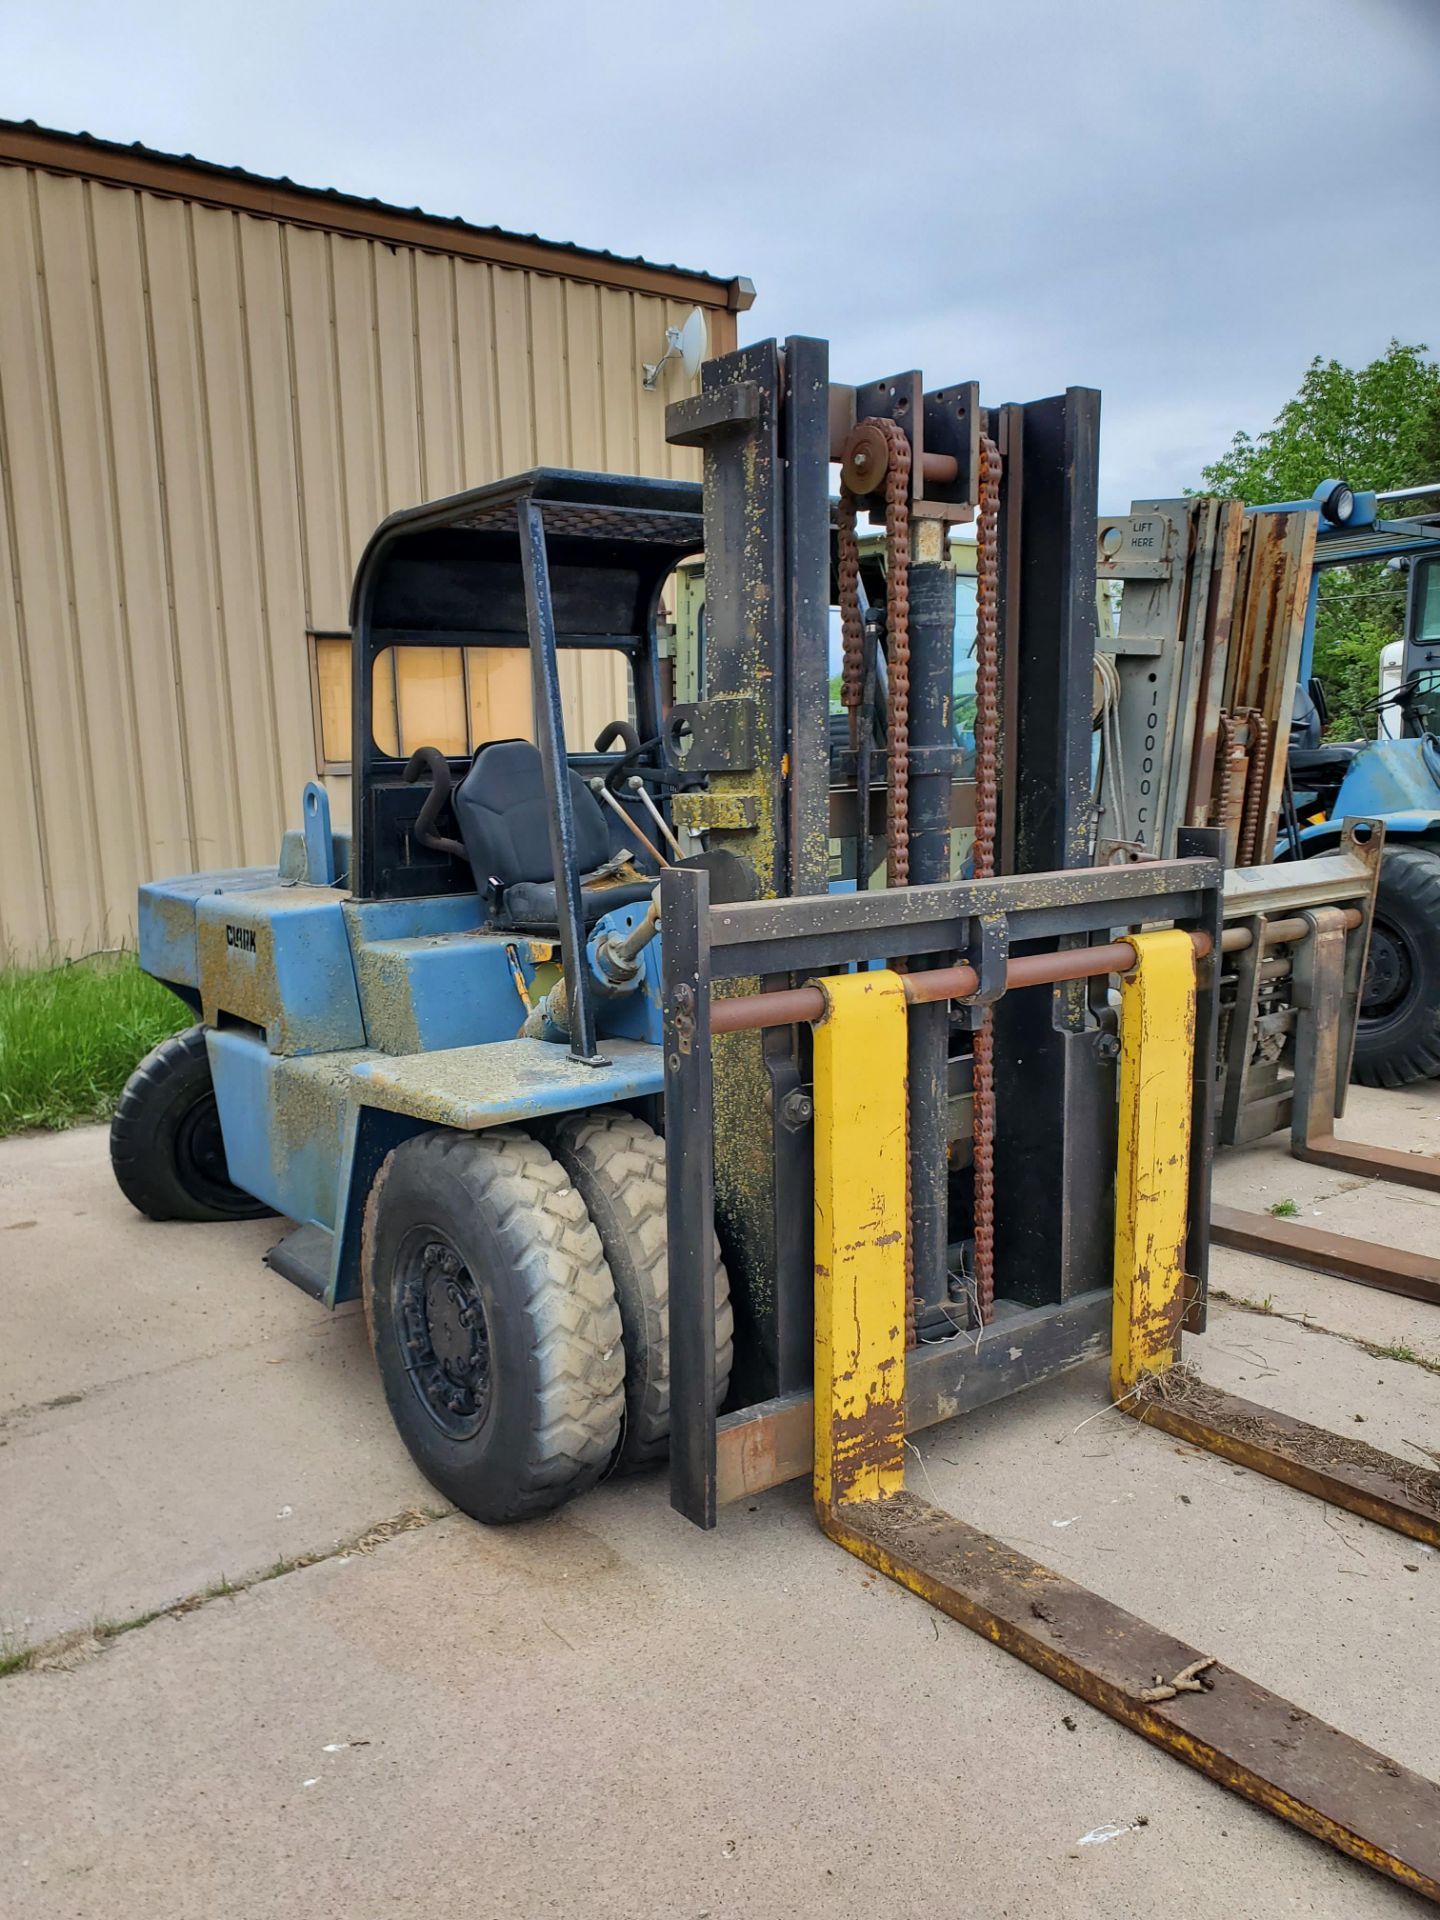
111;1030;732;1526
362;1114;732;1524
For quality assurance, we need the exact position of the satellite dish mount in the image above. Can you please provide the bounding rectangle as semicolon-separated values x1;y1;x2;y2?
642;307;708;390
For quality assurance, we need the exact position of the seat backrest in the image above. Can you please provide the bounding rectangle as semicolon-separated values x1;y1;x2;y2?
453;739;611;889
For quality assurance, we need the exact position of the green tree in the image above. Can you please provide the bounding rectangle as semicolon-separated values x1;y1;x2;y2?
1198;342;1440;738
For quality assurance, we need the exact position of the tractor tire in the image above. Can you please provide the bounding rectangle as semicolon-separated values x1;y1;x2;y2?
362;1126;625;1524
548;1111;734;1469
1352;845;1440;1089
110;1025;270;1222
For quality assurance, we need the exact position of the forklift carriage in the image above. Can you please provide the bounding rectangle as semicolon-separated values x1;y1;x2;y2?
115;336;1440;1899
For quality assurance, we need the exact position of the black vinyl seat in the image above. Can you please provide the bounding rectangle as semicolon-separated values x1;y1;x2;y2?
452;739;655;931
1288;743;1360;782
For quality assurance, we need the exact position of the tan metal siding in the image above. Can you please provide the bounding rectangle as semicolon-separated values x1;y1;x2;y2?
0;163;733;961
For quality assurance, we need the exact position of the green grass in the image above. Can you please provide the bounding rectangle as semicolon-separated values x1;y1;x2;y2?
1267;1197;1300;1218
0;953;189;1138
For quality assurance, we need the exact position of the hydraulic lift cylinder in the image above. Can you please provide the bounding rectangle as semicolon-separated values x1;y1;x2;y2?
903;554;957;1334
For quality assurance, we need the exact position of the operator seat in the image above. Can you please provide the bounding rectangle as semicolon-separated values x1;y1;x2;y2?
452;738;656;932
1288;742;1360;783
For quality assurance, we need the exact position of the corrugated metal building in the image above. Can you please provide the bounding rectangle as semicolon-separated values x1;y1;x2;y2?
0;121;750;961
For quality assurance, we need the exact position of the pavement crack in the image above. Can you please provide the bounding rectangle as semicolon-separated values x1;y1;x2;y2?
1211;1288;1440;1378
0;1503;451;1680
0;1317;360;1436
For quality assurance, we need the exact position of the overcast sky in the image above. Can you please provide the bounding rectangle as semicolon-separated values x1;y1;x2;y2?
6;0;1439;506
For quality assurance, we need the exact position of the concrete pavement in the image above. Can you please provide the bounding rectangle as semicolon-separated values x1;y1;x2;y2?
2;1085;1438;1917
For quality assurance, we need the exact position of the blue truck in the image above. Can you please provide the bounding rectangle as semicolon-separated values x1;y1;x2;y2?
1278;480;1440;1084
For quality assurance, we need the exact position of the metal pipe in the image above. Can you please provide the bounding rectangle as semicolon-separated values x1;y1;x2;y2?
1219;906;1362;955
1375;481;1440;503
712;984;831;1033
709;931;1216;1035
707;907;1369;1037
826;426;958;488
626;776;684;860
612;896;661;964
589;779;670;870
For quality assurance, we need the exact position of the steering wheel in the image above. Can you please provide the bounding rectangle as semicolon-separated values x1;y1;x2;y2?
592;721;694;793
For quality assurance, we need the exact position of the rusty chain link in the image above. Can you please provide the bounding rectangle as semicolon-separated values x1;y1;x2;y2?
877;420;913;888
1237;709;1271;868
837;418;912;880
837;490;864;747
971;433;1002;1325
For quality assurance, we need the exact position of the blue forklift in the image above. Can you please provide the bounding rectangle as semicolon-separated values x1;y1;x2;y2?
108;335;1440;1892
1279;479;1440;1084
113;468;737;1521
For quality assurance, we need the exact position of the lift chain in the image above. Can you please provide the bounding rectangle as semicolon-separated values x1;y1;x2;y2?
971;433;1003;1324
1236;708;1271;868
877;420;913;887
1215;710;1240;860
837;491;864;745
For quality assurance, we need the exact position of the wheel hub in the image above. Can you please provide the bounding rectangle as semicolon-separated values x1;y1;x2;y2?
173;1093;245;1206
1362;920;1412;1023
395;1235;491;1438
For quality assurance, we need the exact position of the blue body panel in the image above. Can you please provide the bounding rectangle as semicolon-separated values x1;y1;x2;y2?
139;865;283;993
1293;810;1440;855
195;887;366;1055
207;1024;662;1302
342;894;553;1054
347;1037;663;1129
1333;736;1440;823
206;1029;365;1230
584;900;664;1045
139;802;665;1308
1285;740;1440;857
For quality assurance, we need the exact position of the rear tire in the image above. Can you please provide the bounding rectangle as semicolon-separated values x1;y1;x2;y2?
110;1026;269;1222
362;1126;625;1523
1352;845;1440;1088
548;1111;733;1469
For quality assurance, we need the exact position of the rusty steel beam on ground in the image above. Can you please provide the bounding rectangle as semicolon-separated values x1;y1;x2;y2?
1211;1205;1440;1307
824;1492;1440;1903
1294;1134;1440;1195
1127;1377;1440;1550
1288;905;1440;1196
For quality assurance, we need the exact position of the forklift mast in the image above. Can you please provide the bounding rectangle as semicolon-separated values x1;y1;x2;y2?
661;339;1118;1412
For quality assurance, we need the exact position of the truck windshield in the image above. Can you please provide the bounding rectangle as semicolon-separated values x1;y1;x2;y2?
1406;559;1440;736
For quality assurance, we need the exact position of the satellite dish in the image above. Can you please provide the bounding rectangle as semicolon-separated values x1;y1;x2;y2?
642;307;709;390
678;306;708;377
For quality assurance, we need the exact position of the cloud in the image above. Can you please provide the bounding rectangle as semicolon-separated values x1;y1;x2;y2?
6;0;1439;502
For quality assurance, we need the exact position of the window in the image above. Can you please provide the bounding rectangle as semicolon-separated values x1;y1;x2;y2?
309;635;632;769
1414;557;1440;645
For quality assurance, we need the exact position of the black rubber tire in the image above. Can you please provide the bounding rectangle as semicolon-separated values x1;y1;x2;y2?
1352;844;1440;1089
362;1126;625;1524
548;1111;734;1469
110;1025;270;1222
